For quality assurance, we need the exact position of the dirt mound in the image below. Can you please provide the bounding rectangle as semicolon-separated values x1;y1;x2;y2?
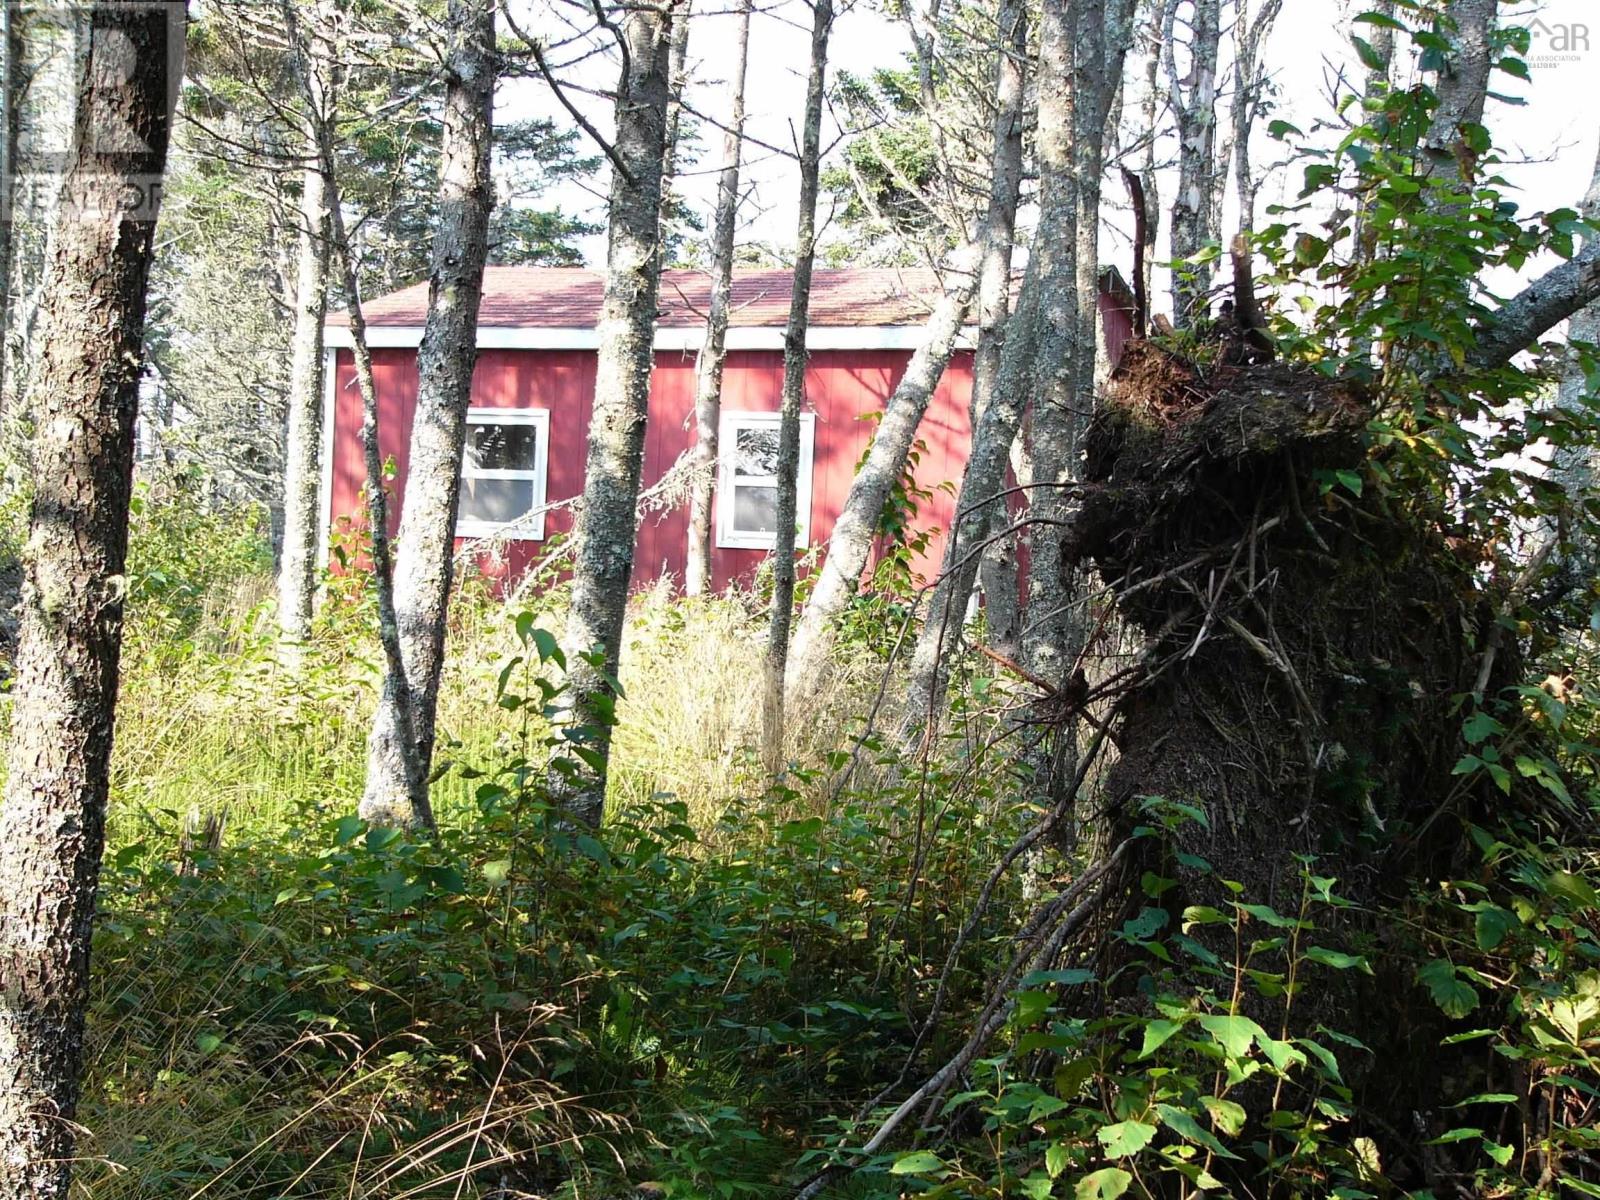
1072;341;1486;907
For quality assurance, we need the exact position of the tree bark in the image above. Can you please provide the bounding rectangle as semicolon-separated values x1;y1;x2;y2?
903;0;1031;725
658;1;692;246
1020;0;1136;682
0;1;24;411
276;2;336;654
0;5;176;1195
1352;0;1396;271
1165;0;1222;328
1528;138;1600;604
359;0;496;829
761;0;831;767
685;0;751;598
1465;240;1600;372
785;252;978;699
561;2;680;824
1420;0;1495;189
1230;0;1282;235
279;0;427;826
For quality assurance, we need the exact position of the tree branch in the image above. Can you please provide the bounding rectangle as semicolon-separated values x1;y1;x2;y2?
1466;240;1600;372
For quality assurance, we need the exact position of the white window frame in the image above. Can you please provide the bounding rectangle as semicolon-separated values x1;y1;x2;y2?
716;410;816;551
456;407;550;540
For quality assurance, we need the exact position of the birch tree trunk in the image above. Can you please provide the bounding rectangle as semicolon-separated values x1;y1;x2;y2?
1165;0;1221;329
685;0;751;597
279;0;427;825
0;6;175;1194
562;2;680;824
904;0;1030;726
359;0;496;829
1537;138;1600;604
1019;0;1136;682
1352;0;1396;270
276;1;336;654
658;3;692;244
785;254;978;699
1420;0;1495;189
1230;0;1282;234
761;0;831;767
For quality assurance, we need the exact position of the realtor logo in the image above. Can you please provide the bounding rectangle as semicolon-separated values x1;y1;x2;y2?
3;1;185;224
1528;18;1590;64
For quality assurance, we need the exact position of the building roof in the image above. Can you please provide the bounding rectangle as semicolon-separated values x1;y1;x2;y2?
328;266;955;329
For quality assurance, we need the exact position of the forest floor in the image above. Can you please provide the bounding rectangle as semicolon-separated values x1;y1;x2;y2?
72;517;1027;1200
7;484;1598;1200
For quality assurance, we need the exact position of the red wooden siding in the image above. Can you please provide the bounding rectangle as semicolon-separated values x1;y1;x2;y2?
329;346;978;593
326;306;1134;594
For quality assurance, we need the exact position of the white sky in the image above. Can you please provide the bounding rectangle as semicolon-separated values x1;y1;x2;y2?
503;0;1600;311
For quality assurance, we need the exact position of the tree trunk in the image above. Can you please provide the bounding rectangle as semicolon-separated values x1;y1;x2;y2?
1020;0;1138;682
561;2;680;824
359;0;496;829
1230;0;1282;235
785;252;977;699
903;0;1030;725
0;1;24;411
1352;0;1396;271
279;0;427;826
1166;0;1221;329
276;17;335;655
1420;0;1494;188
761;0;831;767
1536;138;1600;605
658;2;692;246
685;0;751;598
0;6;176;1195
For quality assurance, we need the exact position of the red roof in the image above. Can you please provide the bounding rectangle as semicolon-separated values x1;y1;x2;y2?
329;267;950;329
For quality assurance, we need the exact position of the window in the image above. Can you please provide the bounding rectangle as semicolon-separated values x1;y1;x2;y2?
456;408;550;539
716;411;816;550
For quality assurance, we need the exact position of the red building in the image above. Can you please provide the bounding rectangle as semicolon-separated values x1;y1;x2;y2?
321;267;1135;592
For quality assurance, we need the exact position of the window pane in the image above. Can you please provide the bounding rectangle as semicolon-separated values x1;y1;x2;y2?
460;476;534;525
732;483;778;535
733;425;779;477
465;420;539;472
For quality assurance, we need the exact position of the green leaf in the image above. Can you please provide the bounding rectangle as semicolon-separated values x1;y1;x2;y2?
1546;870;1599;909
1474;905;1518;952
1199;1013;1267;1058
1353;10;1405;30
1139;1018;1184;1058
1202;1096;1246;1136
196;1032;223;1055
1096;1119;1158;1157
1462;710;1502;745
1450;1093;1519;1107
889;1150;946;1176
1076;1168;1132;1200
1425;1127;1483;1145
1181;904;1228;929
1304;945;1373;974
1155;1103;1242;1159
1045;1143;1072;1179
1417;960;1479;1018
1352;35;1386;73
